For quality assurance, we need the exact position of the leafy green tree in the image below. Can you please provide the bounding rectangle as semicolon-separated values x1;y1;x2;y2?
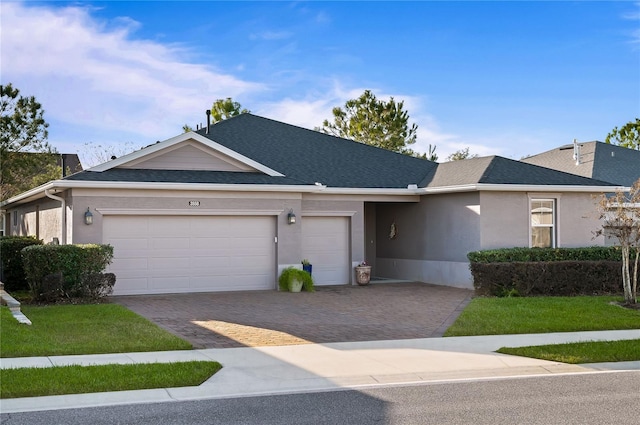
29;162;63;188
316;90;419;155
446;147;478;161
605;118;639;150
1;83;55;200
211;98;249;123
182;124;194;133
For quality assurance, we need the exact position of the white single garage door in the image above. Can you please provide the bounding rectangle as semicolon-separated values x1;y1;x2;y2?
104;215;276;295
301;216;350;285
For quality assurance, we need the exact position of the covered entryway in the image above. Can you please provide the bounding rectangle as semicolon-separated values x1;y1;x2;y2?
301;216;350;285
104;215;276;295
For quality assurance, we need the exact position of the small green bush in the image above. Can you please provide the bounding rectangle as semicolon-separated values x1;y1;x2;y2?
278;267;314;292
0;236;43;291
21;244;114;302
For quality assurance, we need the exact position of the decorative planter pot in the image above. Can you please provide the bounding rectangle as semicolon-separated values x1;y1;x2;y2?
290;278;303;293
355;265;372;286
302;264;312;276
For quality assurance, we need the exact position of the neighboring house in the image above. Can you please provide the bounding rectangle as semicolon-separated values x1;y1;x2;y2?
0;114;620;295
58;153;84;177
0;153;82;236
521;140;640;187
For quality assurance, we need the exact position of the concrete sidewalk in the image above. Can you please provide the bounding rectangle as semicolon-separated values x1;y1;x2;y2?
2;329;639;413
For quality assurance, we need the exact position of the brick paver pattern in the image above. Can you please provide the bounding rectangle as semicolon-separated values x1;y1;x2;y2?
112;282;472;349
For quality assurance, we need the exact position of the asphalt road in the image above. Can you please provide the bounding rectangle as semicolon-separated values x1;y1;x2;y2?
1;371;638;425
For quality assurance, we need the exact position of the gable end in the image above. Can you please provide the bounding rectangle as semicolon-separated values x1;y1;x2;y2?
119;141;255;172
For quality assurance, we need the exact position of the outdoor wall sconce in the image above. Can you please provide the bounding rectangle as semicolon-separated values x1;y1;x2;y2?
84;207;93;225
287;209;296;225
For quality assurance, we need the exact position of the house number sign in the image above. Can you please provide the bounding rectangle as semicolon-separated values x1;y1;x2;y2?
188;201;200;207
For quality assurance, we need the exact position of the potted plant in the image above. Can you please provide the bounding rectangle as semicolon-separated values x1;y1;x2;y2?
279;267;315;292
355;261;372;286
301;259;312;276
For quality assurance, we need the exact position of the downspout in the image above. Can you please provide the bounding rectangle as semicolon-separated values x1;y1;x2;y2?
44;189;66;245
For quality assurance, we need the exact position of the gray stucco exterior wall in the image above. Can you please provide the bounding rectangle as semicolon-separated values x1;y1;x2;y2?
6;198;63;244
375;192;481;288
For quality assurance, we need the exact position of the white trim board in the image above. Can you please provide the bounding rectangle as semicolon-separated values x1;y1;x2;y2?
96;208;284;216
302;211;357;217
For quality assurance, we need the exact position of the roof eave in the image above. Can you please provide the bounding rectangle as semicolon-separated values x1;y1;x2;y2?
418;183;628;194
0;181;60;207
3;181;627;209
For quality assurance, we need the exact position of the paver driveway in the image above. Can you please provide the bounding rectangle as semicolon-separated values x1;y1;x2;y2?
112;282;472;349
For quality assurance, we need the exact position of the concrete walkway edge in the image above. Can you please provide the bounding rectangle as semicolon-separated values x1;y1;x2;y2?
1;329;639;414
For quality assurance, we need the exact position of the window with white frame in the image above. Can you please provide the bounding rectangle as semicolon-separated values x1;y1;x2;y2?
530;199;556;248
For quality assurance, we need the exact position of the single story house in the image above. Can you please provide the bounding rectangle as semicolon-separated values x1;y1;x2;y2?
1;114;621;295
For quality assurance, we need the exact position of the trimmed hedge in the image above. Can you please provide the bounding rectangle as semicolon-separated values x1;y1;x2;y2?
467;247;633;297
470;261;623;297
0;236;43;291
21;244;115;302
467;246;629;263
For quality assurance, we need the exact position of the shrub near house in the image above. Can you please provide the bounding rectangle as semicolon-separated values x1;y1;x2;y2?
21;244;115;302
468;247;630;297
0;236;43;291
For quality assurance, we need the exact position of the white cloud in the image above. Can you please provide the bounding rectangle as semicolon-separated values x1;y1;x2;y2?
1;2;263;145
623;3;640;44
622;3;640;20
0;2;463;163
259;84;467;161
258;83;376;130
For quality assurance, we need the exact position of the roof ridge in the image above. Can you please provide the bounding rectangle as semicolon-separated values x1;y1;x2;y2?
477;155;498;183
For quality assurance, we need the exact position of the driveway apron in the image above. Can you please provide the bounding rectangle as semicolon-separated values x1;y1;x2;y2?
112;282;473;349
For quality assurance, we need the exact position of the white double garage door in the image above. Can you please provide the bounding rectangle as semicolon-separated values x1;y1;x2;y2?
104;215;350;295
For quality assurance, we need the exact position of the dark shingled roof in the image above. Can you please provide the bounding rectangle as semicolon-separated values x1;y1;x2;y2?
66;114;620;189
65;169;308;185
195;114;437;188
421;156;617;187
521;141;640;187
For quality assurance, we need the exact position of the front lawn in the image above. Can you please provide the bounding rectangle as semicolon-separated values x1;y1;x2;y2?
1;361;221;399
1;304;192;357
497;339;640;364
444;296;640;337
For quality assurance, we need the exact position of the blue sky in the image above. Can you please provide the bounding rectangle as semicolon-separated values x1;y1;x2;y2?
2;1;639;165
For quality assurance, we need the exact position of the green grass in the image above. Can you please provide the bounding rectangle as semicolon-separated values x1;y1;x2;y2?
1;304;192;357
0;361;221;399
444;296;640;337
497;339;640;364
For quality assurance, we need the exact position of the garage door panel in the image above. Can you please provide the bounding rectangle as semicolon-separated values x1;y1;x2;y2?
149;217;190;234
149;257;190;270
105;238;149;250
151;276;190;290
302;217;350;286
112;258;148;271
115;277;149;292
105;217;148;236
150;237;190;249
106;216;275;295
190;238;223;250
